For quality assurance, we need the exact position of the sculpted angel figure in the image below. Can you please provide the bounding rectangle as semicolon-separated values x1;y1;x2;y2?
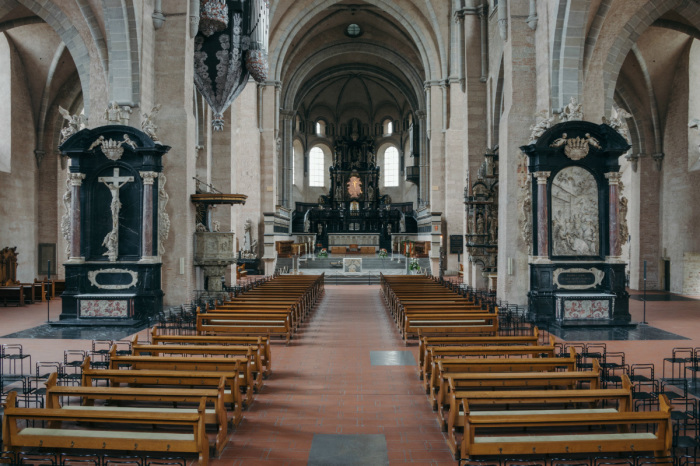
58;106;87;143
141;105;161;142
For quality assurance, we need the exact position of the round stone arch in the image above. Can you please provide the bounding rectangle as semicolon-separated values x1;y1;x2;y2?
268;0;441;83
15;0;94;115
600;0;700;115
550;0;591;110
283;47;424;111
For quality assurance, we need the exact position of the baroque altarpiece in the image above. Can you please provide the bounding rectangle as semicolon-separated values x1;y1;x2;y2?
521;121;631;325
59;125;169;322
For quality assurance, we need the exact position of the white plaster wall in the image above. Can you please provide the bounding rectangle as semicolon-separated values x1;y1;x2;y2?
660;43;700;293
0;35;10;174
0;38;38;282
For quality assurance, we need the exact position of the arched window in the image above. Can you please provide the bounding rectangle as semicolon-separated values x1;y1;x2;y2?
0;34;11;173
315;120;326;137
382;118;393;136
309;146;325;187
384;146;399;187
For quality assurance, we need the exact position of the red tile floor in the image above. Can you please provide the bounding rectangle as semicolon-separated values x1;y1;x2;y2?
2;285;700;464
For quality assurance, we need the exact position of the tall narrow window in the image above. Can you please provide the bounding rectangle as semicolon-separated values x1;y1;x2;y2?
315;120;326;137
0;34;11;173
309;146;324;187
384;146;399;187
383;118;393;136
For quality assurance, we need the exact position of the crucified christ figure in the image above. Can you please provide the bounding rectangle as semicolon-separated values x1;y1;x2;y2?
98;168;134;261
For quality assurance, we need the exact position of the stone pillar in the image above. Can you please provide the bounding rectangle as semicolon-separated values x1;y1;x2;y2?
140;171;158;261
497;0;537;304
533;171;550;257
416;110;427;206
605;172;622;258
281;109;294;209
154;0;197;305
68;173;86;263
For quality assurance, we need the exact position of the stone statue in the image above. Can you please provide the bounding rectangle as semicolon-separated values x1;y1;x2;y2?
242;219;252;252
105;101;132;125
212;220;221;232
141;104;161;142
399;214;406;233
529;110;555;142
387;223;392;235
196;222;207;232
304;216;310;232
367;185;374;200
475;213;485;235
250;239;258;256
58;106;87;144
335;184;343;199
367;151;375;166
561;96;583;121
489;216;498;244
317;223;323;235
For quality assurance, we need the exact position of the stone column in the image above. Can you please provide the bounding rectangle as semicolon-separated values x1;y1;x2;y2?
533;171;551;257
140;171;158;261
416;110;427;206
68;173;86;263
281;109;294;209
605;172;622;258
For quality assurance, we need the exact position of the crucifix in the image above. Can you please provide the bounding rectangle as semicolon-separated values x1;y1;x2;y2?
98;167;134;261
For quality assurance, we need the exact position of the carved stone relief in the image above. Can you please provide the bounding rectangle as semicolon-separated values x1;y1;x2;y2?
516;151;532;253
551;166;599;256
158;173;170;255
60;178;71;256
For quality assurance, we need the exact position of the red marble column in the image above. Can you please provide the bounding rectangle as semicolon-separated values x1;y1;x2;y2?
69;173;85;260
533;171;551;257
140;171;159;260
605;172;622;257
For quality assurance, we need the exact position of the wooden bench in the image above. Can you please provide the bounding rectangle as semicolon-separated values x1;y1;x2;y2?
422;337;556;388
196;312;292;344
418;329;541;370
131;338;264;391
460;393;672;459
404;311;498;343
81;357;243;423
2;391;209;465
106;349;255;406
44;372;228;456
0;286;24;306
431;348;578;410
150;326;272;377
445;374;633;456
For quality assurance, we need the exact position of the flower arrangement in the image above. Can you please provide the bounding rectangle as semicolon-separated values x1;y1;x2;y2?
378;248;388;258
317;248;328;258
408;258;420;271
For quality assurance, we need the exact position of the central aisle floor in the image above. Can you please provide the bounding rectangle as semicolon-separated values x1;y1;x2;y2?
218;285;455;466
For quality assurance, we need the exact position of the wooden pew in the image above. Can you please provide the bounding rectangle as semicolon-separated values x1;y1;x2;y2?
196;312;292;344
107;348;255;406
44;372;228;456
131;337;264;391
150;326;272;377
1;391;210;465
418;328;541;371
0;285;24;306
81;357;243;423
445;374;633;456
403;310;499;343
460;394;672;459
431;348;578;410
422;337;557;388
